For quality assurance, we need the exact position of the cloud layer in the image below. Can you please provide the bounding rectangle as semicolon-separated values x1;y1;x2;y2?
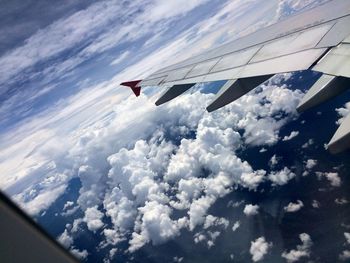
0;0;334;261
2;74;304;256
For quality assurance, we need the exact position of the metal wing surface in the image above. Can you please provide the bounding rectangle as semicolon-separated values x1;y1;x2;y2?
121;1;350;153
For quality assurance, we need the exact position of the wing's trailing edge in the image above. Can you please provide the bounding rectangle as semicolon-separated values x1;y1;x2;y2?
121;0;350;154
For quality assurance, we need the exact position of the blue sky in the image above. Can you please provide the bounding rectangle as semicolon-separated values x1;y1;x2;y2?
3;0;349;262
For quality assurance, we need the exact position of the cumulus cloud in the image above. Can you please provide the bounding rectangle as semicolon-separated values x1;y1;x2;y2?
207;231;221;248
227;200;245;208
194;232;206;244
284;200;303;213
335;198;349;205
339;233;350;261
203;215;229;230
232;221;240;232
173;256;184;262
188;196;216;231
305;159;317;170
316;172;341;187
282;131;299;141
63;201;74;211
129;201;183;252
269;154;279;167
194;230;221;249
325;173;342;187
70;248;88;260
336;102;350;125
302;138;314;149
83;205;104;232
344;232;350;244
311;200;320;208
339;250;350;261
282;233;313;263
58;229;73;248
250;237;272;262
243;204;259;216
268;167;296;186
61;201;80;217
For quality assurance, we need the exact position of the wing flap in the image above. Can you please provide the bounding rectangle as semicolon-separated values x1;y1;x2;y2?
155;83;195;106
328;113;350;154
297;74;350;112
313;43;350;78
206;75;272;112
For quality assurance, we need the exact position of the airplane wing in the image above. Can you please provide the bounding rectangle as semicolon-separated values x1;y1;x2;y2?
121;0;350;154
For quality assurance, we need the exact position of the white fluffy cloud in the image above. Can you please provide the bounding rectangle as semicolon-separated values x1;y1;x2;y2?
63;201;74;211
188;195;216;231
58;229;73;248
336;102;350;125
268;167;296;186
203;215;229;230
70;248;88;260
302;138;314;149
269;154;279;167
284;200;304;213
232;221;240;232
344;232;350;244
335;198;349;205
98;80;301;251
339;232;350;261
305;159;317;170
250;237;272;262
282;233;313;263
129;201;183;252
311;200;320;208
83;206;104;232
316;172;341;187
282;131;299;141
194;230;221;249
243;204;259;216
339;250;350;261
173;256;184;262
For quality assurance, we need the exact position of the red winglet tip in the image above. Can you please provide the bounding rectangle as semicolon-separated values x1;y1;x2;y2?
120;80;142;97
132;86;141;97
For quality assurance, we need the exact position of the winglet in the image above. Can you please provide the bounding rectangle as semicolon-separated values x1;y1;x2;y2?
120;80;142;97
